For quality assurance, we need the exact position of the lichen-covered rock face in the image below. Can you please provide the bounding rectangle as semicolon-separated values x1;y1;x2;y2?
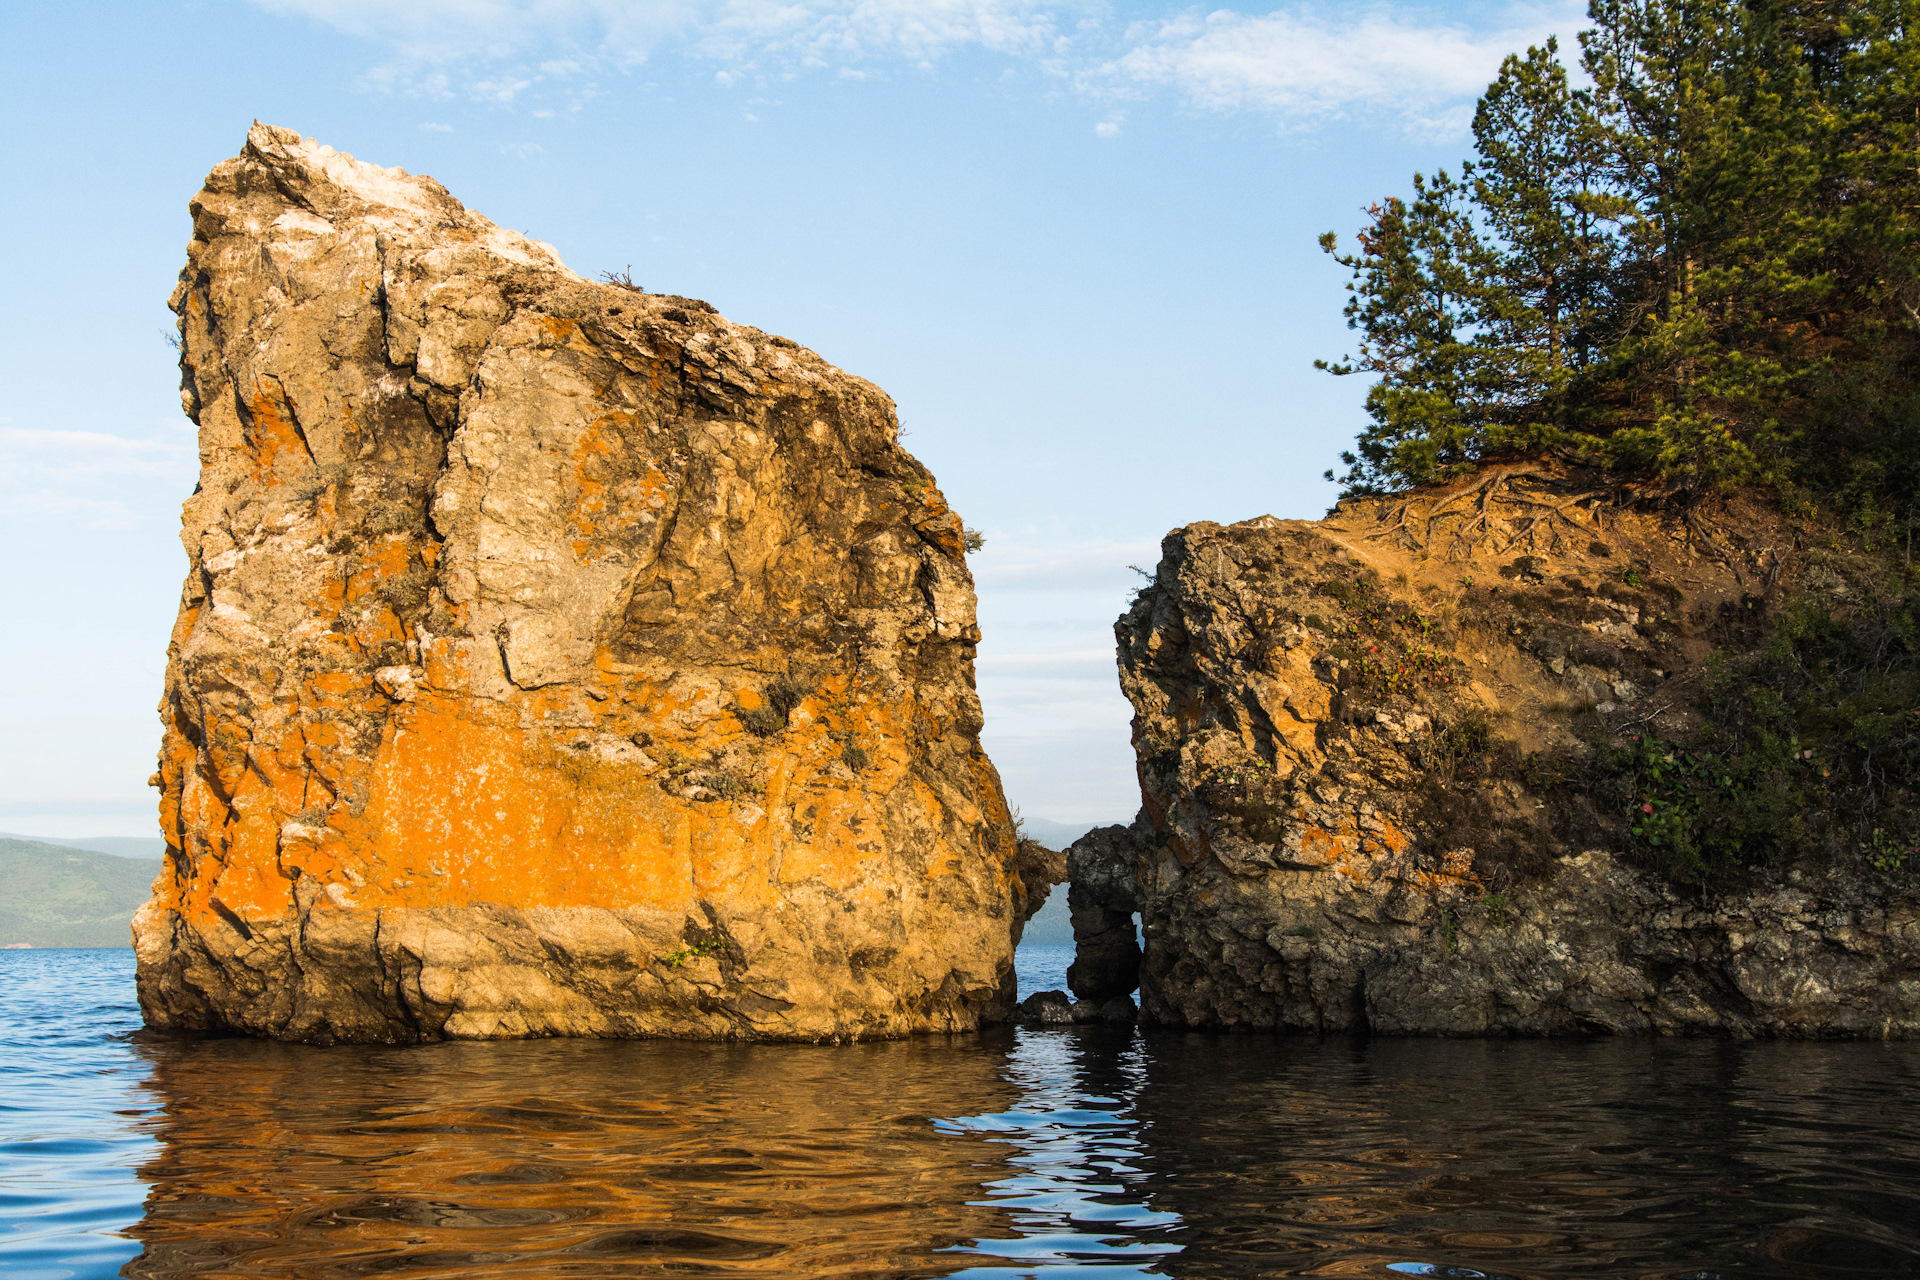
1089;479;1920;1037
137;123;1030;1043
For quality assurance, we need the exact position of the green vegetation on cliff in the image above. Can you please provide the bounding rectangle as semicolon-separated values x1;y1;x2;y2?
1321;0;1919;532
1597;569;1920;883
0;838;158;948
1321;1;1920;883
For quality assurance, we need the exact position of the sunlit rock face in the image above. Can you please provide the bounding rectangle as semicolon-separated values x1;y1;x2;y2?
137;123;1033;1043
1082;484;1920;1037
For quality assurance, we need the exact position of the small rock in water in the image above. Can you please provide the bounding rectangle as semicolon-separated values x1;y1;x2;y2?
1018;990;1076;1024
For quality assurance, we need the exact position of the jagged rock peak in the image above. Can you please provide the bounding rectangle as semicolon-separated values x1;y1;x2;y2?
139;125;1048;1043
223;122;570;271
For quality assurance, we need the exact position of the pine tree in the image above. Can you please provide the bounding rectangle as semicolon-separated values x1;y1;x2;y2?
1320;0;1920;528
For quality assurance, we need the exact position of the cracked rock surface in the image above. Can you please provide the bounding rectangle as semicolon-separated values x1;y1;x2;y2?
138;124;1036;1043
1076;486;1920;1037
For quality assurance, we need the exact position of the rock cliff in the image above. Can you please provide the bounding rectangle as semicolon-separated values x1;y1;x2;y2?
1074;470;1920;1036
138;124;1043;1043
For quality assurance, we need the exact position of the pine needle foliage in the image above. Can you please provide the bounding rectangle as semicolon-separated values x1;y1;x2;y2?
1320;0;1920;527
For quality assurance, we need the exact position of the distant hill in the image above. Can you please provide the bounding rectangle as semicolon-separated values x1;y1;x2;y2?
0;838;160;948
0;832;167;859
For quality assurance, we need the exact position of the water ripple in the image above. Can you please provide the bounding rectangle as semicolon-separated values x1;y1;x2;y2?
938;1029;1183;1275
4;948;1920;1278
0;951;154;1280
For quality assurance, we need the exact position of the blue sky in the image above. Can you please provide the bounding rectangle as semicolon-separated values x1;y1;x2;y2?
0;0;1587;836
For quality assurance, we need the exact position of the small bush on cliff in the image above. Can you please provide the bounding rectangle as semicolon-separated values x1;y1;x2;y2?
599;266;644;293
707;769;765;801
1318;575;1459;694
1598;579;1920;883
658;937;724;968
767;674;813;717
290;461;351;503
375;563;431;620
740;674;814;738
738;706;785;738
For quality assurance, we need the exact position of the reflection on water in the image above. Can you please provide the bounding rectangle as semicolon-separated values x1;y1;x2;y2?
4;949;1920;1279
124;1033;1020;1277
1129;1034;1920;1277
940;1033;1179;1276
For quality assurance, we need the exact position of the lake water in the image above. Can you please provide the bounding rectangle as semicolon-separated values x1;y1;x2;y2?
4;947;1919;1279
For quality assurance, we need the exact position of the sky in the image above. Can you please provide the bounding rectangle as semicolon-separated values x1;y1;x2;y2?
0;0;1590;837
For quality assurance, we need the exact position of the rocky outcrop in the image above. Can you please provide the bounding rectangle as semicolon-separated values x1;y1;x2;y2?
138;124;1037;1043
1064;824;1142;1003
1078;473;1920;1037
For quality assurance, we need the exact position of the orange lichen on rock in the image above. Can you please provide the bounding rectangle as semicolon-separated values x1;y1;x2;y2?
136;123;1044;1044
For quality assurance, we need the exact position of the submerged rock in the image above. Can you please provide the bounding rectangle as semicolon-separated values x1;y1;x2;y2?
1081;479;1920;1037
1017;989;1076;1024
138;124;1041;1043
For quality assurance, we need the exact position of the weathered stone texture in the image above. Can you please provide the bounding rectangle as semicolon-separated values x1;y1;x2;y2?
1082;483;1920;1037
138;124;1034;1042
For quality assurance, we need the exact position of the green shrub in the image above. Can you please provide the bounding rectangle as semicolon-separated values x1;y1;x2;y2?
1318;576;1458;695
659;938;724;968
1597;580;1919;884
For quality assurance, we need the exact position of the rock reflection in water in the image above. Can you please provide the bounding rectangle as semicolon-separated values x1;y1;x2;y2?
1125;1034;1920;1277
109;1002;1920;1278
124;1032;1024;1278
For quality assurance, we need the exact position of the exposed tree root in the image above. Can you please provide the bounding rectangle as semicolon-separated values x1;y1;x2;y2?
1359;463;1764;576
1363;465;1609;558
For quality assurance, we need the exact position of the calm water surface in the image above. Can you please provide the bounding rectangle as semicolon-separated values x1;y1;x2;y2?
4;947;1919;1278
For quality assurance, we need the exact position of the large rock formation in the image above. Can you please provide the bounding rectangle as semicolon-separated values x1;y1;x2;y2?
137;124;1046;1043
1077;471;1920;1036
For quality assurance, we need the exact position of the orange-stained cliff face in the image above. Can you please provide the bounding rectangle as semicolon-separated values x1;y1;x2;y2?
136;123;1041;1043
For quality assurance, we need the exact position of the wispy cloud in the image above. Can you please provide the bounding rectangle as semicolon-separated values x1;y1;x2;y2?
971;535;1161;594
0;424;198;531
249;0;1586;133
1095;4;1581;127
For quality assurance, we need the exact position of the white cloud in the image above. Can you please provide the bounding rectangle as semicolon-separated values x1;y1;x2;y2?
260;0;1062;79
419;120;456;130
0;425;197;531
0;426;191;477
473;74;537;100
250;0;1585;132
1098;3;1584;127
255;0;691;64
